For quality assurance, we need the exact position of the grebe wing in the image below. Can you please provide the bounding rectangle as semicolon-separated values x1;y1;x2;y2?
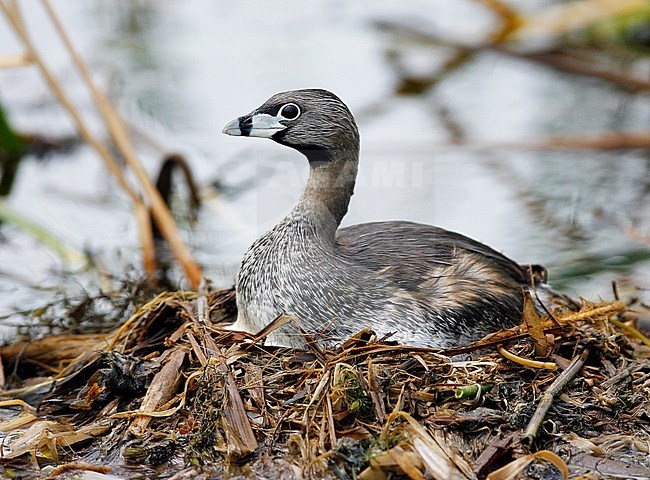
335;221;536;291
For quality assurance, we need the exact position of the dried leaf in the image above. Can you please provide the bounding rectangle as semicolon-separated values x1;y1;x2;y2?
522;291;548;357
3;420;69;460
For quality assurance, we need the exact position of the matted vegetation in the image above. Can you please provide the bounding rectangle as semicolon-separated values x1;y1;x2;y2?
0;286;648;479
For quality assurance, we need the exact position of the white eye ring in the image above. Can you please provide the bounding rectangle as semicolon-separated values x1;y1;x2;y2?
278;103;301;120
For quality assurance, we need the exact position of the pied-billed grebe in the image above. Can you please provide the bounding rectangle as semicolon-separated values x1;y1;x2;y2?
223;89;548;348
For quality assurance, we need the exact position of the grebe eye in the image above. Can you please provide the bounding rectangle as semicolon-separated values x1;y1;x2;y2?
279;103;300;120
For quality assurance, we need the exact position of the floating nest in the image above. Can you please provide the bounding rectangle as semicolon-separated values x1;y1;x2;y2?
0;286;649;479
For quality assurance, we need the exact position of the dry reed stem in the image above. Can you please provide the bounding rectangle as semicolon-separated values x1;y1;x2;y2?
135;202;157;279
0;334;110;371
0;52;32;67
187;331;208;366
40;0;202;288
214;351;259;456
0;1;139;203
0;1;202;288
369;130;650;156
557;301;626;324
503;130;650;151
128;347;186;436
325;394;337;448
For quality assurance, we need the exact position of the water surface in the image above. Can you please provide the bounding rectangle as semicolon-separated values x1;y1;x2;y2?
1;1;648;329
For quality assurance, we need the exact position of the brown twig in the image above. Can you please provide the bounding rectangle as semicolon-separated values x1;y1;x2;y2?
474;431;519;477
523;349;590;445
376;19;650;93
520;50;650;94
480;0;521;43
44;461;112;479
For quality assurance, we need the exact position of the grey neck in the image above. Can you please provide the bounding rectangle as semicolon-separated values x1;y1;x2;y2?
292;147;359;242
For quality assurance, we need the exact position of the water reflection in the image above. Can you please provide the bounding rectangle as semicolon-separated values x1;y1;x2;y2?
0;0;648;326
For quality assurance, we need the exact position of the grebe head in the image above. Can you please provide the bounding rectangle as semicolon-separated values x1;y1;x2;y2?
222;89;359;166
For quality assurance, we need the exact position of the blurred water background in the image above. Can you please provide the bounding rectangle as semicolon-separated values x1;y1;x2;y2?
1;0;649;335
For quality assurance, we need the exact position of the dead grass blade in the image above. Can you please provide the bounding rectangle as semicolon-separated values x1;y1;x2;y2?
0;399;39;432
497;345;557;370
380;411;472;480
1;334;110;373
2;420;69;460
486;450;568;480
609;317;650;347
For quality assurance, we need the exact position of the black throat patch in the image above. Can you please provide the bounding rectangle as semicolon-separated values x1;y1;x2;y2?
272;134;334;166
298;145;334;167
